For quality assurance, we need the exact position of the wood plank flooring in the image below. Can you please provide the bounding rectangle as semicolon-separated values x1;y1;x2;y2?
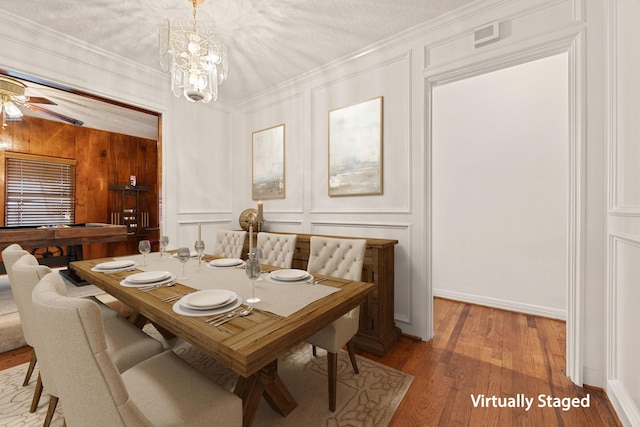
0;298;622;426
356;298;622;426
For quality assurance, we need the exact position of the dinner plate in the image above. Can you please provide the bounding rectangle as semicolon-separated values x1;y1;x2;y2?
92;260;135;270
270;269;310;282
120;273;176;288
173;295;243;317
265;273;313;285
182;289;236;309
209;258;243;268
126;271;172;284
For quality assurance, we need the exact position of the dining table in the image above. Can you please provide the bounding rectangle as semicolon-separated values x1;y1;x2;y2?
70;251;374;427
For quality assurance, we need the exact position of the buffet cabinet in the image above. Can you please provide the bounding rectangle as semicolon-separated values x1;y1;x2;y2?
244;232;400;356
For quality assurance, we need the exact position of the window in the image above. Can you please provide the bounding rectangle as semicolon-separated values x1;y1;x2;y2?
4;152;77;226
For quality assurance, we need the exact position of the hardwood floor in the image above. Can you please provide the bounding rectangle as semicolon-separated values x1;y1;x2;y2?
0;298;622;426
355;298;622;426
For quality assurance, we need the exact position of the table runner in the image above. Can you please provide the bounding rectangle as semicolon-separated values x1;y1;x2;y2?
113;252;338;318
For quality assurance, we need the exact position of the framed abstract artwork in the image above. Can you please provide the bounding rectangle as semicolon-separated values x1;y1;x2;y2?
252;124;285;200
328;96;383;196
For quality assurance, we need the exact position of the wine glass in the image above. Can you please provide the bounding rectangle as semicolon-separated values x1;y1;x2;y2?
177;247;190;280
245;256;262;304
194;240;205;268
138;240;151;266
160;235;169;257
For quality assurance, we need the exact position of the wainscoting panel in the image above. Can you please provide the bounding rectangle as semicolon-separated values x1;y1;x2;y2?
607;234;640;426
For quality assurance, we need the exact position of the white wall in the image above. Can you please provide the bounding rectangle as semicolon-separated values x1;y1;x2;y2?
605;1;640;424
431;54;568;319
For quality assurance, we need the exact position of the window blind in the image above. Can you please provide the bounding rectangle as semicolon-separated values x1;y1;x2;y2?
4;154;76;226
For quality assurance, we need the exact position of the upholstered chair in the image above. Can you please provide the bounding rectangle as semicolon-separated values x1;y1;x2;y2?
11;256;60;426
213;229;247;259
306;236;367;411
2;244;36;386
32;272;242;427
13;254;164;426
256;232;297;268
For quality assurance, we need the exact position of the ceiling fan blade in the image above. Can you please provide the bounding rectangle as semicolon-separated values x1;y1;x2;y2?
26;97;57;105
25;104;84;126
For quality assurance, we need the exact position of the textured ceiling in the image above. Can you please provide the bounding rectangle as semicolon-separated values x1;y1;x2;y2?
0;0;475;138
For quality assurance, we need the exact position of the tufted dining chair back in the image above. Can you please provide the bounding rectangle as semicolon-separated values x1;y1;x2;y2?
307;236;366;281
257;232;297;268
32;272;242;427
306;236;367;411
214;230;247;259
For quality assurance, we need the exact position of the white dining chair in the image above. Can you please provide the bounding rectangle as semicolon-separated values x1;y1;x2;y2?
13;254;165;426
256;232;297;268
3;244;120;392
2;244;36;386
32;272;242;427
214;229;247;258
305;235;367;411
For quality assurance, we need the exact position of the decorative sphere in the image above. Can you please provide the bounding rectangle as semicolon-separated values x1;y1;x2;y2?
239;208;258;231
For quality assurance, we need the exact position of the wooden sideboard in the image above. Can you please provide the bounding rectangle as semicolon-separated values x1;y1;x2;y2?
243;232;400;356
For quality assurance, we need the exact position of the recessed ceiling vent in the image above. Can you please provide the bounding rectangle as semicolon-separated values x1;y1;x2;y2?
474;21;500;48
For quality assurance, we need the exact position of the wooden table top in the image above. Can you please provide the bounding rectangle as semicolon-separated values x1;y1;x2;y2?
70;256;374;378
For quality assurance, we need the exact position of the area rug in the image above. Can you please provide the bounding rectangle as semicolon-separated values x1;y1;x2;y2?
0;334;412;426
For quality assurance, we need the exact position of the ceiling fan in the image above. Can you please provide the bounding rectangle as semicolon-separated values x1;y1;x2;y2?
0;75;84;128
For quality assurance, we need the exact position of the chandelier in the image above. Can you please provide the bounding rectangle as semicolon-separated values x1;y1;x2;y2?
0;76;26;128
159;0;228;103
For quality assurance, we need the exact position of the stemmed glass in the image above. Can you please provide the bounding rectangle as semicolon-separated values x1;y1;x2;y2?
138;240;151;266
160;235;169;258
177;247;191;280
245;254;262;304
194;240;205;268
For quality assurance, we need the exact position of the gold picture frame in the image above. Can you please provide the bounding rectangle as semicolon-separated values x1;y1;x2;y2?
328;96;383;196
252;124;285;200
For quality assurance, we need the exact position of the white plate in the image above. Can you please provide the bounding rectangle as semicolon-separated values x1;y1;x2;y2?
126;271;172;284
182;289;236;309
209;258;243;267
173;295;244;317
120;273;176;288
265;273;313;285
270;269;309;282
93;260;135;270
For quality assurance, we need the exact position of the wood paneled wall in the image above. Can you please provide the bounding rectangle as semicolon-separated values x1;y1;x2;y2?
0;116;159;259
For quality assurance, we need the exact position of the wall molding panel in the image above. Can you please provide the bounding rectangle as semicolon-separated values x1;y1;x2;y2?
606;232;640;426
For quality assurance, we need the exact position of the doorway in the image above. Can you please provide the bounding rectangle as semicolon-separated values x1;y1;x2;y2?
430;52;569;348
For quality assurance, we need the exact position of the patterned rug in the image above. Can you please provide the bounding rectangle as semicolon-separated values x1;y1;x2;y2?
0;332;412;426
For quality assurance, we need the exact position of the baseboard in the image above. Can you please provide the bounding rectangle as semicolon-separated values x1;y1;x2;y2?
607;379;640;426
433;289;566;320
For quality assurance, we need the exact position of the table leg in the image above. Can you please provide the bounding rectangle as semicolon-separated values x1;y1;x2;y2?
234;360;297;427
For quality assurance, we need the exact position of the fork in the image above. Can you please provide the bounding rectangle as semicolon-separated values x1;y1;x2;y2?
213;306;253;326
138;281;176;292
162;293;186;303
205;308;240;324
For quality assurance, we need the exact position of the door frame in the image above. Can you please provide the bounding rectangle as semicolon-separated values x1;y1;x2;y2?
423;30;585;385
